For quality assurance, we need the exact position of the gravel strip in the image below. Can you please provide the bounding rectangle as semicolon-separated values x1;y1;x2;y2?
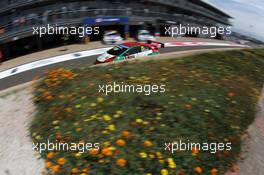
226;86;264;175
238;87;264;175
0;83;44;175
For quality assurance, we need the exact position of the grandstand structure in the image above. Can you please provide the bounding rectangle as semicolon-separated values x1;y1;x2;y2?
0;0;232;60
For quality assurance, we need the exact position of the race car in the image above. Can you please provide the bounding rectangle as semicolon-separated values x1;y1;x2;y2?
95;41;164;64
136;30;155;42
102;30;123;44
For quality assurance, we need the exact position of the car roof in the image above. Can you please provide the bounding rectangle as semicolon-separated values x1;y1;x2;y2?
121;42;151;47
138;30;149;32
138;30;149;33
105;30;118;34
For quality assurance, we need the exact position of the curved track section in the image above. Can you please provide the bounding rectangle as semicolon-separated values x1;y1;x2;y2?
0;42;248;91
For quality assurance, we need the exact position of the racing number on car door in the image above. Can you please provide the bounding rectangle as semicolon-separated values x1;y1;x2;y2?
125;46;141;59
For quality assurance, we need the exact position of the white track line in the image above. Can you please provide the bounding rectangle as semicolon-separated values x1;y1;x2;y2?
0;47;111;80
0;42;248;80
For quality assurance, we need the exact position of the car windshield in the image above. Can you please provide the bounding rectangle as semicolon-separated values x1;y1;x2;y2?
107;45;128;55
106;32;118;36
140;31;150;35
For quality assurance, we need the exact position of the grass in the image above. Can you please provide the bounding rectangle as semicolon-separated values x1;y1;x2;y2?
31;48;264;175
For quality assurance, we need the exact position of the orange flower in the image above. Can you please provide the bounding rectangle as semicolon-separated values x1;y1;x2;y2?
76;127;82;132
122;131;131;139
52;165;60;173
194;167;203;174
102;147;112;156
227;92;235;97
71;168;79;173
56;133;62;140
62;71;74;79
185;104;192;109
57;157;67;165
82;168;89;173
65;107;72;113
192;147;199;156
47;152;55;159
143;140;153;147
211;168;218;175
43;91;51;96
116;139;126;146
45;161;53;168
89;149;99;155
59;94;65;99
116;158;127;167
46;95;53;100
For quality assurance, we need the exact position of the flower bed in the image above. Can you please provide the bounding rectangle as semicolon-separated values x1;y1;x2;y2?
31;48;264;175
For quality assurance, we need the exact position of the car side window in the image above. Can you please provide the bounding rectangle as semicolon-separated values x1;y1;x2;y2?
141;46;150;52
127;46;141;55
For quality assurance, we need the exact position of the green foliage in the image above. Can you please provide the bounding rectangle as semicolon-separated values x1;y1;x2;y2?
31;49;264;175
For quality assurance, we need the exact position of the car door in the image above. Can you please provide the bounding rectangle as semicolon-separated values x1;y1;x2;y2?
137;46;153;57
124;46;141;59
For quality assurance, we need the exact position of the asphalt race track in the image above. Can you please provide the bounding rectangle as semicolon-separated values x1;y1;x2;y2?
0;45;244;91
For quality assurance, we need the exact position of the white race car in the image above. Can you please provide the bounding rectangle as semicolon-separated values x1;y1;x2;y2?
95;41;164;64
136;30;155;42
103;30;123;44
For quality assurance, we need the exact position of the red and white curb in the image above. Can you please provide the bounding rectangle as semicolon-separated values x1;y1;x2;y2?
0;42;249;80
